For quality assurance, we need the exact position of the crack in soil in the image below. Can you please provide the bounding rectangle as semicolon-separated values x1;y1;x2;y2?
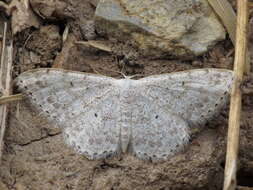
18;131;62;146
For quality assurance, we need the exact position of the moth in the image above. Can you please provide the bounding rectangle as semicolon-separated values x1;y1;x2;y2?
15;68;233;162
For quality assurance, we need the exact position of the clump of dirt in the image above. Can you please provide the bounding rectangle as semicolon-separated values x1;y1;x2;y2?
1;0;253;190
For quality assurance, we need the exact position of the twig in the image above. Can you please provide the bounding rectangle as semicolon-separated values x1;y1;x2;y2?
0;23;7;88
0;94;23;105
75;40;112;52
0;23;13;164
0;23;8;163
223;0;248;190
207;0;251;74
62;24;69;43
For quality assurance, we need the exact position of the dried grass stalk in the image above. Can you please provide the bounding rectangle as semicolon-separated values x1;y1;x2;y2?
75;40;112;52
0;23;13;163
223;0;248;190
0;94;23;105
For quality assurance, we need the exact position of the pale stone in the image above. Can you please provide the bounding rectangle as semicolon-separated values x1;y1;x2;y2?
95;0;226;59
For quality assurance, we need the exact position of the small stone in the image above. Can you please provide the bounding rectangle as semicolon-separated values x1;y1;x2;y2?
30;0;73;20
95;0;225;59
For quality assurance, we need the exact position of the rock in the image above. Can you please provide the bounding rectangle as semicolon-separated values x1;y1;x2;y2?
95;0;226;59
30;0;73;20
30;0;98;40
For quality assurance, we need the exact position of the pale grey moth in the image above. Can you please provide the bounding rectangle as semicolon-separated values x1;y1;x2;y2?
15;68;234;162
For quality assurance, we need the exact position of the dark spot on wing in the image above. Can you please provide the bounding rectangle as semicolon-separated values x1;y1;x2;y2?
35;81;46;88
